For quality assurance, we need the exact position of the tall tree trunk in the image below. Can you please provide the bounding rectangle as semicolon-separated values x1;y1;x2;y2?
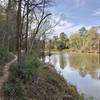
16;0;22;64
6;0;11;51
25;0;29;54
49;40;51;62
42;33;46;62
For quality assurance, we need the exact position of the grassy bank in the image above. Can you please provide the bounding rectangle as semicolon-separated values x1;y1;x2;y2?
3;56;83;100
0;48;14;76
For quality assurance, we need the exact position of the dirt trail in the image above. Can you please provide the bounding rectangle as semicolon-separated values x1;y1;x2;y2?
0;55;17;100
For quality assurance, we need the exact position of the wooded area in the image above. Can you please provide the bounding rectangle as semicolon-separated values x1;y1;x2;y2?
51;27;100;53
0;0;53;64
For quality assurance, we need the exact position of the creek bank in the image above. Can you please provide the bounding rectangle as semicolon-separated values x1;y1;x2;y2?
49;49;100;55
3;58;83;100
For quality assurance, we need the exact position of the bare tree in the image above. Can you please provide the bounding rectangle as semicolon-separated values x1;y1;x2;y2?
15;0;52;63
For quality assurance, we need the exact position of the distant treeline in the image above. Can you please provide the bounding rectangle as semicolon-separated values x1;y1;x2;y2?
50;27;100;53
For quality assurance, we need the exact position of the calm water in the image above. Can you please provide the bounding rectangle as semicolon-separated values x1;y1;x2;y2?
45;51;100;100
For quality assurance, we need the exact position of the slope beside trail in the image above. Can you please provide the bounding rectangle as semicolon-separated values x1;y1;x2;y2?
0;55;17;100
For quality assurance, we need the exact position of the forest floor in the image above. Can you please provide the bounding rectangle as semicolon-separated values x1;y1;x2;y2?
0;55;17;100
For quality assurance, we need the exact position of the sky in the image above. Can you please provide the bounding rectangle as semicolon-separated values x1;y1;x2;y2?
49;0;100;36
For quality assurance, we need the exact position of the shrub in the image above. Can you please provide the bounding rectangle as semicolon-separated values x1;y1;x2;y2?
3;56;42;100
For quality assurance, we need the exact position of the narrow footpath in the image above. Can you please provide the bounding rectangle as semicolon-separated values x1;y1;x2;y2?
0;55;17;100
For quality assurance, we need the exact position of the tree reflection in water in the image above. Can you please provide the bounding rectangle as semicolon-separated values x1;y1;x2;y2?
69;53;100;79
59;51;67;69
47;52;100;99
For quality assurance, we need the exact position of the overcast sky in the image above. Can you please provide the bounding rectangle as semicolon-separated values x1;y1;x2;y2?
50;0;100;36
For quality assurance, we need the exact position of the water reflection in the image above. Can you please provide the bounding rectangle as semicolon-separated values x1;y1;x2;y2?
45;52;100;100
59;52;68;69
69;53;100;80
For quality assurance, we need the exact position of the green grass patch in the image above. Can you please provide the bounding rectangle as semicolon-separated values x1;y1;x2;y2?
0;48;14;76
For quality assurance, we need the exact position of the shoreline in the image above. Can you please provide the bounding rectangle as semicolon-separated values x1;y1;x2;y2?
47;49;100;55
3;56;83;100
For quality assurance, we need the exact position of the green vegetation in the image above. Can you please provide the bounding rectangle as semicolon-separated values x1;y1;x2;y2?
51;27;100;53
70;27;100;53
51;32;69;50
0;48;15;64
0;48;14;76
3;56;82;100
